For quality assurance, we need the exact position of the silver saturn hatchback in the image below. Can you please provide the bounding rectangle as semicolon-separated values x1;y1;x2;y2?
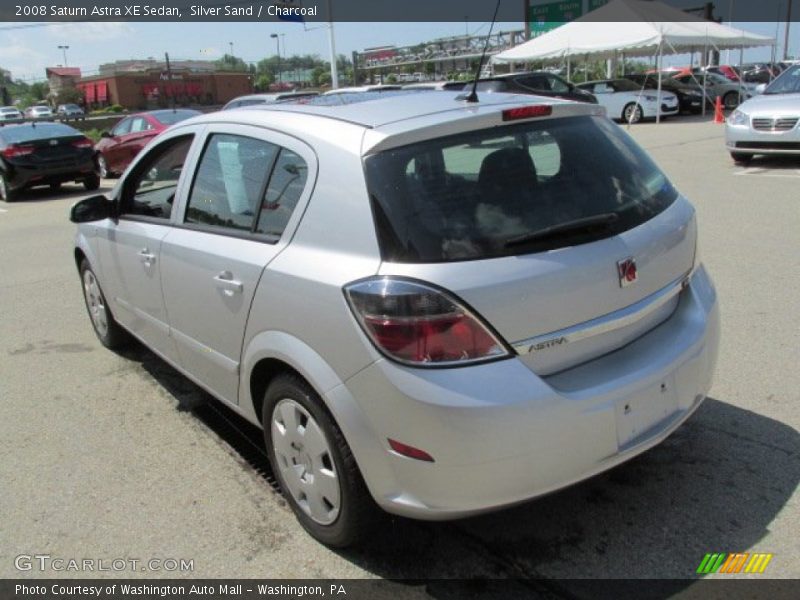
71;90;720;547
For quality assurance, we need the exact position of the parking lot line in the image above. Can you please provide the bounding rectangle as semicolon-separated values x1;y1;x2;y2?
0;207;7;213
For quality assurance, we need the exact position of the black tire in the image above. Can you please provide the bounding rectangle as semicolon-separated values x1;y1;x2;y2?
262;373;380;548
79;259;131;350
730;152;753;164
0;172;18;202
622;102;644;124
723;91;739;110
83;173;101;191
97;154;111;179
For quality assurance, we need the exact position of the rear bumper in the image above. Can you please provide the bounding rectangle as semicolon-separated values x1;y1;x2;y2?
3;158;97;190
336;264;719;519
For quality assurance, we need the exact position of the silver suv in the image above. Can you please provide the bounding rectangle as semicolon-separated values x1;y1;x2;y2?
71;91;720;547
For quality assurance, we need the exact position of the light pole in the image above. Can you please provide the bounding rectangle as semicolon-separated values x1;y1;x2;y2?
57;45;69;67
229;41;234;57
271;33;281;83
785;0;794;61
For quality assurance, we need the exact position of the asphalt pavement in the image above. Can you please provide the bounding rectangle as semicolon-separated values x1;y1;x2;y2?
0;116;797;593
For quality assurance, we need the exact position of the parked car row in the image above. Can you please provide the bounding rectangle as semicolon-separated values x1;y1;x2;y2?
0;104;85;124
349;70;750;123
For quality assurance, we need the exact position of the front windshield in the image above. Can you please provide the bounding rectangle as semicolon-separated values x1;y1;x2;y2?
764;65;800;94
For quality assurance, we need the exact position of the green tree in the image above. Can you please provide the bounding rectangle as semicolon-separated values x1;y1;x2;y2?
215;54;249;72
255;73;274;91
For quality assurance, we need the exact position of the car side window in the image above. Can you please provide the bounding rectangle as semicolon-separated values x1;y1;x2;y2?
547;75;570;93
185;134;279;232
517;75;551;91
255;149;309;237
112;118;132;136
130;117;152;133
120;135;194;220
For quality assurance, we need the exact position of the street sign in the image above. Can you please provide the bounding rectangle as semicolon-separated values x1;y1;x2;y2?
528;1;583;37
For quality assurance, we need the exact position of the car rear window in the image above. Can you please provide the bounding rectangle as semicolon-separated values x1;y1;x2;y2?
364;115;678;263
0;123;80;144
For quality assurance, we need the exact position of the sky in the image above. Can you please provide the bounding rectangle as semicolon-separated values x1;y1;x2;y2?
0;20;795;83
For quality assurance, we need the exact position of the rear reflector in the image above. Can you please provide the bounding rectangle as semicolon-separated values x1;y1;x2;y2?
388;439;435;462
502;105;553;121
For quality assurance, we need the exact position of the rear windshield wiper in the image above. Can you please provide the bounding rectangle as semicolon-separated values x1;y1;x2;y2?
504;213;620;249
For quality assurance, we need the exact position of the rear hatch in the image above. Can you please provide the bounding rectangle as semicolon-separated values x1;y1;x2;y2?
364;110;695;375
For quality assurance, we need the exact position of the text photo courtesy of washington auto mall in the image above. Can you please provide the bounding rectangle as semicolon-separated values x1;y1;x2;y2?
0;0;798;598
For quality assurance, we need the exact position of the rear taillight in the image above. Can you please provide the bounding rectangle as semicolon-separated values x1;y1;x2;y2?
1;144;34;158
72;138;93;149
344;277;510;367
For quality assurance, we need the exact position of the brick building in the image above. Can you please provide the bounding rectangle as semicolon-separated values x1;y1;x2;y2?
76;67;253;110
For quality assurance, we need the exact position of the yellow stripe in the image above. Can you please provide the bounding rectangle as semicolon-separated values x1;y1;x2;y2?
745;554;761;573
758;554;773;573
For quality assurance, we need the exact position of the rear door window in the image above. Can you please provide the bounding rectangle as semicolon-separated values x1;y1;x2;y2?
185;134;279;232
365;115;677;263
255;149;308;237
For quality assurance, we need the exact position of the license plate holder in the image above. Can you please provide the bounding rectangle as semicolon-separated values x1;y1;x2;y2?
615;376;678;447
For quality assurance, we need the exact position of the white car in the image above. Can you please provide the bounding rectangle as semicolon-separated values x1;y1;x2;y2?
323;84;402;95
578;78;679;123
726;64;800;163
0;106;23;121
24;105;54;120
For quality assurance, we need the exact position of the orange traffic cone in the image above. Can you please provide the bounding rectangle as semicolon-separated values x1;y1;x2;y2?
714;96;725;124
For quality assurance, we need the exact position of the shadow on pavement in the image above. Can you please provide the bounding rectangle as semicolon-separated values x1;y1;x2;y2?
734;155;800;170
3;183;113;204
118;343;799;597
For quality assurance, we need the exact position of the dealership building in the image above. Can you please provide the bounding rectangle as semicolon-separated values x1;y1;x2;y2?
76;62;252;109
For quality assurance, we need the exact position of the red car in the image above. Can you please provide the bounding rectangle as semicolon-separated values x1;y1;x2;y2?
95;109;200;177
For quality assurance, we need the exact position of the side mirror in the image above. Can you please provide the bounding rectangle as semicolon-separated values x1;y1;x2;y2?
755;83;767;94
100;131;112;138
70;195;114;223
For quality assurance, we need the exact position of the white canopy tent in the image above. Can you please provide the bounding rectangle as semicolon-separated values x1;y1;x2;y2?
494;0;774;62
492;0;775;122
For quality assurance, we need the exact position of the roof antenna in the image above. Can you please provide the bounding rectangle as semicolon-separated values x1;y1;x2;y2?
464;0;501;104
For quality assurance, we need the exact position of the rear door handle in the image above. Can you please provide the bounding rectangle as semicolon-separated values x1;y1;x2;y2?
138;248;156;265
214;271;243;296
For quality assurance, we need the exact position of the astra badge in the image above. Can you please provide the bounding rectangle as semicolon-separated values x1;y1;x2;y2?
617;257;638;287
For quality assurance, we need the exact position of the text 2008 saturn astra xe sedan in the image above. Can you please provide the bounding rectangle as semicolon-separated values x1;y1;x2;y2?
71;90;719;547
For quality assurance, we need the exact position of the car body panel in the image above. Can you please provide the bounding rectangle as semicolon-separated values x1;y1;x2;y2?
577;79;679;119
468;71;598;104
95;109;200;175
